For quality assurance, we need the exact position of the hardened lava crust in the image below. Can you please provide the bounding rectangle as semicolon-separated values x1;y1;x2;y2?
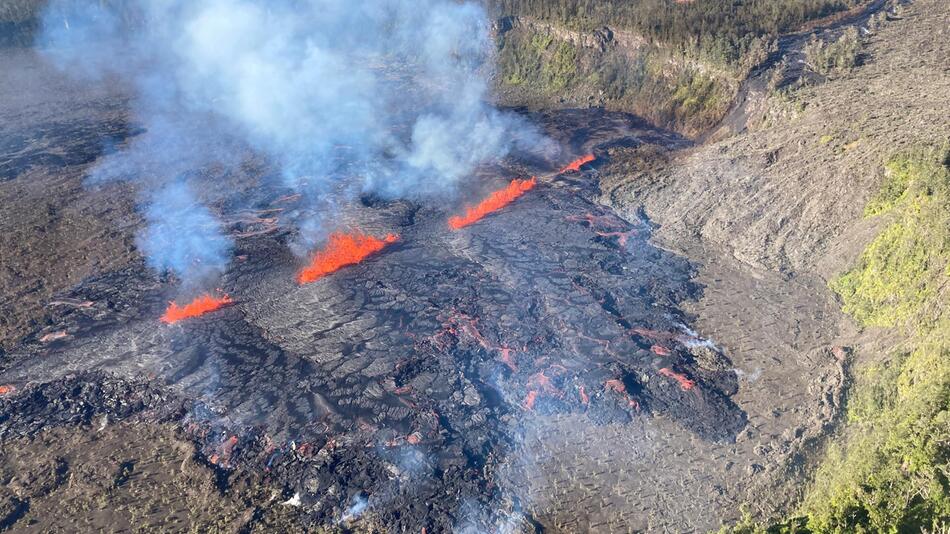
0;63;740;530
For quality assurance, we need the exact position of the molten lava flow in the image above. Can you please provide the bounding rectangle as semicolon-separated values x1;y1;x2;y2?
578;385;590;405
631;327;677;342
659;368;696;391
604;379;640;409
651;344;672;356
499;347;518;372
40;331;68;343
559;154;595;174
298;232;399;283
161;294;233;324
523;390;538;410
527;371;561;396
209;435;239;466
0;385;15;396
448;178;536;230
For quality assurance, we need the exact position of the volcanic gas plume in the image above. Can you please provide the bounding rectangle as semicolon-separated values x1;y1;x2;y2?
298;232;399;284
559;154;596;173
161;294;233;324
448;178;537;229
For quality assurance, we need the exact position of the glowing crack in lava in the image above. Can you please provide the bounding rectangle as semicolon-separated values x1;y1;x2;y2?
448;178;537;230
659;367;696;391
298;231;399;283
559;153;596;173
161;294;233;324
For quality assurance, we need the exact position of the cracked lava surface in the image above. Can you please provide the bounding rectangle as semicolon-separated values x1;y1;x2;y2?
0;109;744;531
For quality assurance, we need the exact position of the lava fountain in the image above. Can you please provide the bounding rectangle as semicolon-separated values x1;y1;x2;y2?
298;231;399;284
161;293;233;324
448;178;537;230
559;154;596;173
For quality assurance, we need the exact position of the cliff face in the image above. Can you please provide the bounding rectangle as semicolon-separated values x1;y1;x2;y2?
492;16;740;138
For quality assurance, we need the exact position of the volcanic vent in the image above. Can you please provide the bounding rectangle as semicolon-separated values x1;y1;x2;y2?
1;113;743;531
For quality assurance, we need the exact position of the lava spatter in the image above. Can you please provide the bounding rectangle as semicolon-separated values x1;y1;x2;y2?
659;367;697;391
559;153;596;173
448;178;536;230
298;231;399;283
161;294;233;324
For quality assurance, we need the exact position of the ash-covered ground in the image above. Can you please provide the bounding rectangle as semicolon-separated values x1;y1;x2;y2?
0;50;748;532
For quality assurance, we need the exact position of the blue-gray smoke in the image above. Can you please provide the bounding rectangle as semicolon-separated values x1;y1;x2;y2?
38;0;554;285
137;182;233;284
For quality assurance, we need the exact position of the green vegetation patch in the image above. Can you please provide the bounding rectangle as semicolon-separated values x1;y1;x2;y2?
669;70;731;127
722;148;950;534
830;149;950;328
497;30;578;92
541;40;577;91
492;0;860;70
803;148;950;532
497;26;734;135
804;27;863;77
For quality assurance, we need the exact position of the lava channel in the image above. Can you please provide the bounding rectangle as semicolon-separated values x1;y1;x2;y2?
559;153;596;173
448;178;536;229
161;293;233;324
298;231;399;283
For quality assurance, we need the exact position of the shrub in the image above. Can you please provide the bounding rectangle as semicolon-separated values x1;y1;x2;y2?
542;41;578;91
804;27;863;77
801;320;950;532
830;149;949;328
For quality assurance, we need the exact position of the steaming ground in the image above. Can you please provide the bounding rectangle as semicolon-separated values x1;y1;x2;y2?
0;49;842;533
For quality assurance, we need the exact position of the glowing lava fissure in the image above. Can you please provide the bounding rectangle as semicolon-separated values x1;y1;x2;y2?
448;178;536;230
161;293;233;324
659;367;696;391
559;153;596;173
298;231;399;284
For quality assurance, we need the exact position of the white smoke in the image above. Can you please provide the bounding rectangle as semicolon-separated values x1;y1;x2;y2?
137;181;233;283
38;0;554;285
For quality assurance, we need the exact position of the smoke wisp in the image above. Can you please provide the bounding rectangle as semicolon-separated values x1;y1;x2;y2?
39;0;553;285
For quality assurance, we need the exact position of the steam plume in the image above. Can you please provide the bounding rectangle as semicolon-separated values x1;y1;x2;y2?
38;0;554;283
137;182;233;284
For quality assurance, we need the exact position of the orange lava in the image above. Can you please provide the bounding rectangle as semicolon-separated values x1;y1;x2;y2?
559;154;595;173
527;371;561;396
0;385;15;396
40;331;69;343
523;390;538;410
604;379;626;395
448;178;536;230
604;379;640;409
631;327;677;342
161;294;233;324
659;368;696;391
210;435;239;466
499;347;518;372
578;385;590;405
297;231;399;283
651;344;672;356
